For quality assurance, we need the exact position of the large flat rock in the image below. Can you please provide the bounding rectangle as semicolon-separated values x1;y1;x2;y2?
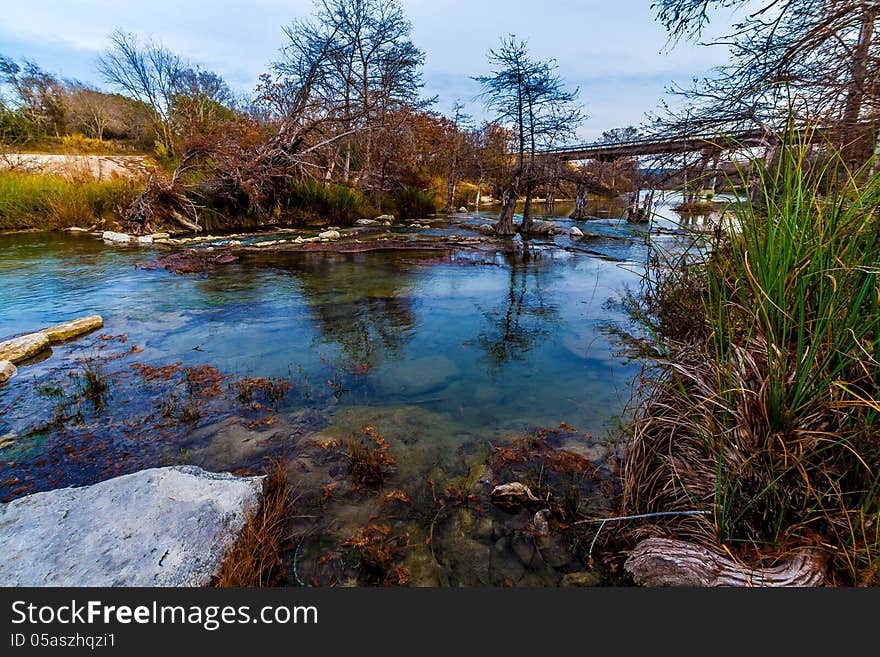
0;360;15;385
42;315;104;342
0;466;265;587
0;332;50;364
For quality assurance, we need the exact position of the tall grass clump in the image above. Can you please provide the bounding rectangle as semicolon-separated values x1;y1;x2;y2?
0;171;141;230
213;460;293;587
391;186;439;220
283;179;375;225
621;129;880;585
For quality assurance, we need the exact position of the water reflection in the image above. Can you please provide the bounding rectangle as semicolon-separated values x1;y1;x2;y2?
266;251;421;369
477;246;560;368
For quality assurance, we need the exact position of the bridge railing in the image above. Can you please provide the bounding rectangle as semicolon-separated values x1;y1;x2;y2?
542;132;762;155
544;123;845;156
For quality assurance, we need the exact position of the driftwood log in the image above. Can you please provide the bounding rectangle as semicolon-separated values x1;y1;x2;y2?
624;538;824;587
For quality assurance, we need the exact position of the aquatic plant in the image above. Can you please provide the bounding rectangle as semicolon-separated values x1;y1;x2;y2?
621;129;880;585
346;425;396;489
77;360;109;411
340;524;411;586
233;376;292;408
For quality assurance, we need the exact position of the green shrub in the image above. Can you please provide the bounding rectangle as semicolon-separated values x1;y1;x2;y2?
283;179;375;225
392;186;439;219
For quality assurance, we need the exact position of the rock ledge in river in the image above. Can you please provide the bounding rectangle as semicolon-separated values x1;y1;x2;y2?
0;465;266;586
0;360;16;385
0;332;51;364
41;315;104;342
102;230;132;243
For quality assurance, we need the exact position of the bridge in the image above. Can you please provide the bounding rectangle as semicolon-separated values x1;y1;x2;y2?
543;125;838;161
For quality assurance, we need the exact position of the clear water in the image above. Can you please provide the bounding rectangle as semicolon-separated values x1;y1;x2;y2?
0;192;716;500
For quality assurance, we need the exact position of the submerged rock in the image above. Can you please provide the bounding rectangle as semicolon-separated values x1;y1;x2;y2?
473;223;497;235
511;535;537;566
0;360;16;385
102;230;132;243
491;482;540;509
382;355;460;395
533;509;551;537
41;315;103;342
0;332;51;364
0;465;265;586
569;226;584;238
561;571;603;587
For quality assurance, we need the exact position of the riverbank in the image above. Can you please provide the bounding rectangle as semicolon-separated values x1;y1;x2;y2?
618;141;880;586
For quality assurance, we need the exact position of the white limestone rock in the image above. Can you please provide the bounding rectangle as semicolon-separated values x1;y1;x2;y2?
0;466;266;587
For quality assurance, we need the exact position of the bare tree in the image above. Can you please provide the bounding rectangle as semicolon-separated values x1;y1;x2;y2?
97;30;184;152
275;0;430;190
0;55;66;136
475;36;583;235
65;85;117;140
443;101;471;213
170;67;236;137
653;0;880;172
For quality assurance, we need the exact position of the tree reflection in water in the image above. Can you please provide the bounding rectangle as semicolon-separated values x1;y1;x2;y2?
477;242;561;367
275;251;421;370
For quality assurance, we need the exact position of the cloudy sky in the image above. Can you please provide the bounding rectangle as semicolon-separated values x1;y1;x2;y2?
0;0;740;140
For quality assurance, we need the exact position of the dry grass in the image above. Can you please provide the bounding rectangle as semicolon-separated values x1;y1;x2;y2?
212;460;294;587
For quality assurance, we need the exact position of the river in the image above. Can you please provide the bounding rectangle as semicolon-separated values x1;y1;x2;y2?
0;191;720;585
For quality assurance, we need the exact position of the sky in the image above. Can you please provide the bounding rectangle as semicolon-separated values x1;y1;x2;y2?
0;0;740;141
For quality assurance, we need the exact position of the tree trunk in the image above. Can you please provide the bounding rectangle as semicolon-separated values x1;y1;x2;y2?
445;175;457;214
343;147;351;183
521;183;534;234
570;184;589;219
544;186;556;214
495;184;518;235
624;538;824;587
840;5;878;172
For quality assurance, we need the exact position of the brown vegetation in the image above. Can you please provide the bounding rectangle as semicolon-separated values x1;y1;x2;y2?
213;460;294;587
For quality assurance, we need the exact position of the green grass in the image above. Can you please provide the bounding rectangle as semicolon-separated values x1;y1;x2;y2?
390;186;439;220
283;179;376;226
622;129;880;585
0;171;142;230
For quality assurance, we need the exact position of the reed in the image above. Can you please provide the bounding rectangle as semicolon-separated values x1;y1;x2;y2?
0;171;141;230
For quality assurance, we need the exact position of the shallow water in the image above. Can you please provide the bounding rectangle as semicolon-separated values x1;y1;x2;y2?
0;193;720;495
0;191;725;584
